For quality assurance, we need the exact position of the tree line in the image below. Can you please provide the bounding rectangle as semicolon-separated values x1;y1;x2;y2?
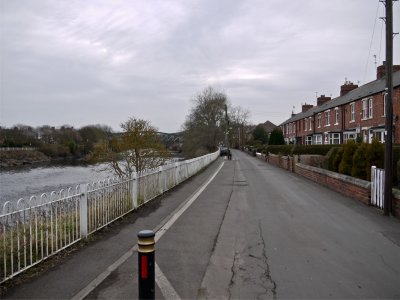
1;86;285;175
0;124;113;158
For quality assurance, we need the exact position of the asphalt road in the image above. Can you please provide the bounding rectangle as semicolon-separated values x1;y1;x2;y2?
4;149;400;299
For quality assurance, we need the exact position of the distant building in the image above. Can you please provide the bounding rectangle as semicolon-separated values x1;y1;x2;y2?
280;63;400;145
257;120;277;134
245;120;277;144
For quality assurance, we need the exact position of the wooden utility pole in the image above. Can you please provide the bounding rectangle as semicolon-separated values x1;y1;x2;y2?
384;0;394;216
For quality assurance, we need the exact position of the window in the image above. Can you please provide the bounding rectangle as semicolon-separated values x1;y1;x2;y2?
304;119;307;131
309;117;312;130
329;133;341;144
335;108;339;125
313;135;322;145
325;110;330;126
372;129;385;143
286;124;289;134
350;102;355;122
368;98;373;118
344;132;357;143
305;136;312;145
362;99;367;119
317;113;321;128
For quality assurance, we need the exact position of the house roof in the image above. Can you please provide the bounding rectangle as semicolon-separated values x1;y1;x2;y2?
258;120;277;132
280;71;400;125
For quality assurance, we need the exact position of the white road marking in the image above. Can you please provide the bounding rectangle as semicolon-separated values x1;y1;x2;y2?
71;161;224;300
155;162;224;243
155;263;181;300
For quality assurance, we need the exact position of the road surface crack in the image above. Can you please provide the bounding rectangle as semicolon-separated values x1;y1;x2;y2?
228;249;239;300
258;221;277;300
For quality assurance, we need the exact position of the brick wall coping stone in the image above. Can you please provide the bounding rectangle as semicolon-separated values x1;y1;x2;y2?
295;162;371;189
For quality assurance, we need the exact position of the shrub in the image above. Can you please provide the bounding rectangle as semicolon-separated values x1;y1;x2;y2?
333;148;344;172
292;145;336;156
397;160;400;188
393;146;400;185
269;128;285;145
322;147;342;172
339;140;358;175
39;144;70;158
351;143;368;179
265;145;293;156
365;139;384;180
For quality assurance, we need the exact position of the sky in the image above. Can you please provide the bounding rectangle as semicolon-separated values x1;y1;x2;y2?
1;0;399;133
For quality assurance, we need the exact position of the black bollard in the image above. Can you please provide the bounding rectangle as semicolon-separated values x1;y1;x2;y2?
137;230;155;300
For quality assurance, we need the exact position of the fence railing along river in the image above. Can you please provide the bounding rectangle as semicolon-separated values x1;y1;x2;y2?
0;150;219;283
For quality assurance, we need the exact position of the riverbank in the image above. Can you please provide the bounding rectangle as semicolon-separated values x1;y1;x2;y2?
0;150;51;168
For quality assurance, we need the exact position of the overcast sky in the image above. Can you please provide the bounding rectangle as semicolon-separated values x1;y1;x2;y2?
1;0;399;133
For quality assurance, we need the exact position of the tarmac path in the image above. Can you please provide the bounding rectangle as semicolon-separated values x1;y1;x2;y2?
4;149;400;299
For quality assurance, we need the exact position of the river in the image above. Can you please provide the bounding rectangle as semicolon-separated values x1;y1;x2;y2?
0;162;115;208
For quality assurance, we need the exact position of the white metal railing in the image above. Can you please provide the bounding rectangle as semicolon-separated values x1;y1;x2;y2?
371;166;384;209
0;150;219;283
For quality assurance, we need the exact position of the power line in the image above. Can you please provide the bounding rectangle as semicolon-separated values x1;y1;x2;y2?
362;0;380;83
378;3;385;65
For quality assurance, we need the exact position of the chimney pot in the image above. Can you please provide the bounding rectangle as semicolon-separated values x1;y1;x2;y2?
302;104;313;113
317;95;331;106
340;81;358;96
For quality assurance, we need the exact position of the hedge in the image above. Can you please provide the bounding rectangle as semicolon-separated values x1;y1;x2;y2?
394;145;400;187
261;144;337;156
291;145;336;155
255;143;400;186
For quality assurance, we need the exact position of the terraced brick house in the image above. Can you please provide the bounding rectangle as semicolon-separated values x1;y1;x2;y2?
280;63;400;145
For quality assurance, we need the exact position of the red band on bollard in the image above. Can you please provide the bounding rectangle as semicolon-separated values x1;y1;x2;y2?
141;255;148;279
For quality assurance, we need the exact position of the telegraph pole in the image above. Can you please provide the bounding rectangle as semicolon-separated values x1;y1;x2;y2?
383;0;394;216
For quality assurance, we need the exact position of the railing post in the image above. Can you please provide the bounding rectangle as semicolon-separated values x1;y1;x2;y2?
79;184;88;238
131;173;138;209
137;230;155;300
371;166;376;206
158;166;164;195
175;162;180;185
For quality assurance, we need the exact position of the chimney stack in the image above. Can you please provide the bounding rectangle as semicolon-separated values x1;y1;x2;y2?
317;95;331;106
302;104;313;112
340;81;358;96
377;61;400;79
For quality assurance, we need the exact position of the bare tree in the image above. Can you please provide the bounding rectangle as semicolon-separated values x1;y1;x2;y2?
229;105;250;149
90;117;170;177
182;87;227;157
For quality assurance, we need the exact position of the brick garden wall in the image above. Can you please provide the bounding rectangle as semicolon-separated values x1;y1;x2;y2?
295;163;370;205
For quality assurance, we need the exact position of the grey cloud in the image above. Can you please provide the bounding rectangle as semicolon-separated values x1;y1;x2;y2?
1;0;399;131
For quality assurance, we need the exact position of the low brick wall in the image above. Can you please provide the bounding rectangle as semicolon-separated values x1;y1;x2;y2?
266;154;295;171
295;163;370;205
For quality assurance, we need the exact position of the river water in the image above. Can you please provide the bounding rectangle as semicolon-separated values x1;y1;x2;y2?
0;162;115;208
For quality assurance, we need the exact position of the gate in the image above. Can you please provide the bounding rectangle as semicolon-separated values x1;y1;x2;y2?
371;166;384;209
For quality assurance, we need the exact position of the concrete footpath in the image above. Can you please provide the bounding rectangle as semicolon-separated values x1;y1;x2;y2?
3;157;228;299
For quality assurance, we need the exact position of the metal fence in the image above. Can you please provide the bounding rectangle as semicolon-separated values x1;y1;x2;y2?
371;166;384;209
0;151;219;283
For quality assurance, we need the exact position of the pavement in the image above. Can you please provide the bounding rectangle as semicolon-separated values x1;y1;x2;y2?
3;149;400;299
